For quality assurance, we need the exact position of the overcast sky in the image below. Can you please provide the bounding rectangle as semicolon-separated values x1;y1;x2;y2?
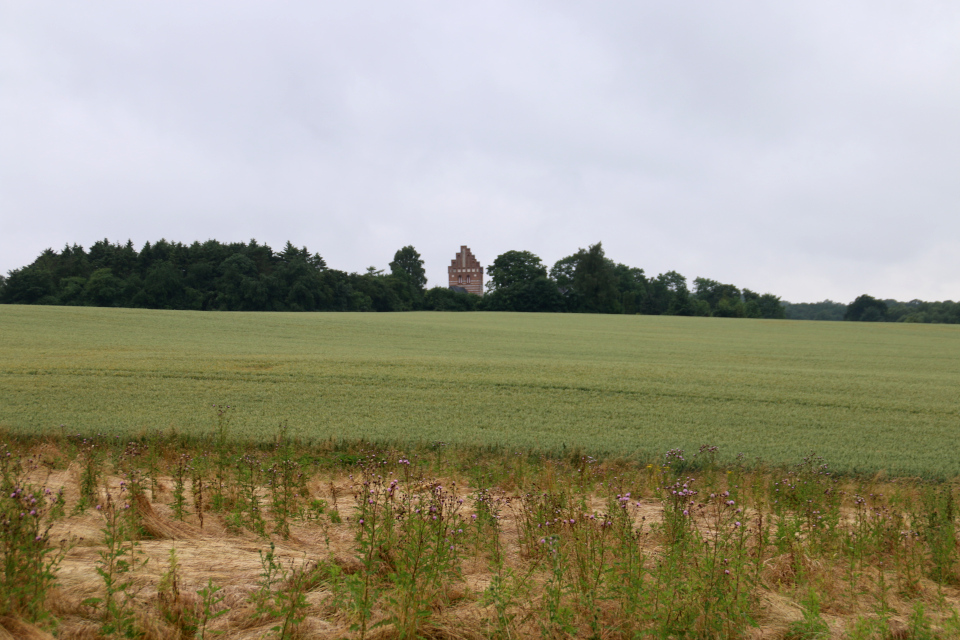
2;2;958;303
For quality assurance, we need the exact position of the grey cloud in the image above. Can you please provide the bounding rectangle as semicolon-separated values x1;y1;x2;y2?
1;1;959;302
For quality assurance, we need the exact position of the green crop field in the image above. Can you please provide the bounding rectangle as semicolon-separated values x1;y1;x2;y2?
1;304;958;476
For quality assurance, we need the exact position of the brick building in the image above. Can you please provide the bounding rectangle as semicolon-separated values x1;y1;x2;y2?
448;246;484;295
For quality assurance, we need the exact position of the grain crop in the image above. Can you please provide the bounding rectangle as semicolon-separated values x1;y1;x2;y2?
1;305;958;476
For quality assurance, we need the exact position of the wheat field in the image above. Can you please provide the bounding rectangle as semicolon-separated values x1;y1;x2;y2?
1;305;958;476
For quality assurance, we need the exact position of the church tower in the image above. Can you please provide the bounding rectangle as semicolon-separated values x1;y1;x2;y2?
448;246;484;295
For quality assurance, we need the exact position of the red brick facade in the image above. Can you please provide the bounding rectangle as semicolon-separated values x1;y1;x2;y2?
448;246;484;295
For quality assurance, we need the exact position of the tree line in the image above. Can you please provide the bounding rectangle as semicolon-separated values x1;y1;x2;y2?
478;244;786;318
0;239;428;312
3;238;954;323
0;239;789;318
785;295;960;324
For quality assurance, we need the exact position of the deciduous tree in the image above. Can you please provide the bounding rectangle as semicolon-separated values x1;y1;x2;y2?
486;251;548;291
389;246;426;291
845;295;887;321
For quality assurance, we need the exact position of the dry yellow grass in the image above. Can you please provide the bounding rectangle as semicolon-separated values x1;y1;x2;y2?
3;437;958;639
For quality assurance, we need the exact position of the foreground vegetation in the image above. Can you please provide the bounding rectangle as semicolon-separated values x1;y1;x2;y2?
2;306;960;477
4;429;960;639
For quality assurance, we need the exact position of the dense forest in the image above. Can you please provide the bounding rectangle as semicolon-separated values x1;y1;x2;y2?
0;239;955;322
0;238;785;317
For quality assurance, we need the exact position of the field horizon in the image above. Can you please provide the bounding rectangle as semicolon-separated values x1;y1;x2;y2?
2;304;958;477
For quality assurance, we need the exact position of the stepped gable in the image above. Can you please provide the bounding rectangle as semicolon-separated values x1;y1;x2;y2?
448;246;484;296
